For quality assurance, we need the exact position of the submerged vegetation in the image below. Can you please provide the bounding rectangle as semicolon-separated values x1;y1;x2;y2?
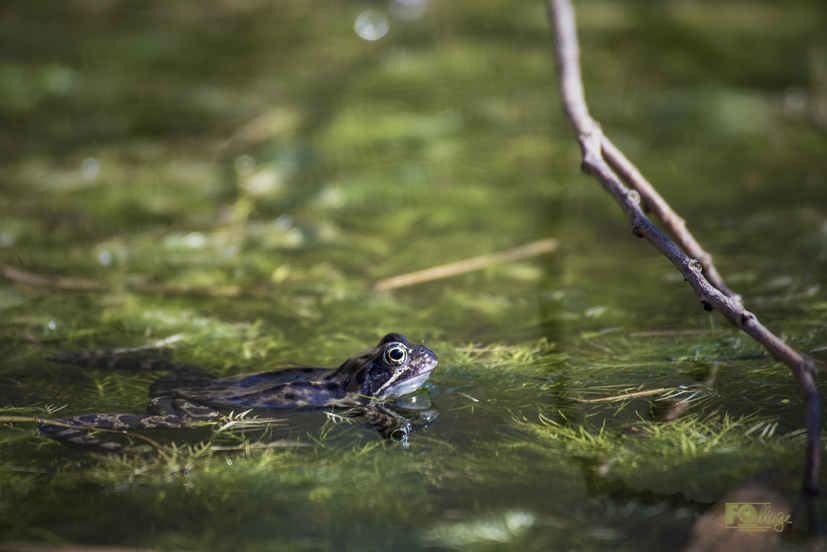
1;0;826;550
2;332;822;549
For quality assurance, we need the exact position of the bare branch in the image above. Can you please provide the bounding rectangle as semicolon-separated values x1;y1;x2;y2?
547;0;821;496
600;137;740;301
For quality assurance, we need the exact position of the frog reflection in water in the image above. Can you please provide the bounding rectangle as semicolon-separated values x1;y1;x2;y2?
41;333;439;452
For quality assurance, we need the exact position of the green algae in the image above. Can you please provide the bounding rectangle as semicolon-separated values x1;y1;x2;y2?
1;0;826;550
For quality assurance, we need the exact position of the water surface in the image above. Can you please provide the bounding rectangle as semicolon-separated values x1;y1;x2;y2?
1;1;826;550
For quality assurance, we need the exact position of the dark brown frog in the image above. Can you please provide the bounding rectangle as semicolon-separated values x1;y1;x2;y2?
41;333;438;452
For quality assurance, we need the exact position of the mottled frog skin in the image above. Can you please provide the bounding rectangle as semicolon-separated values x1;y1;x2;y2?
40;333;438;452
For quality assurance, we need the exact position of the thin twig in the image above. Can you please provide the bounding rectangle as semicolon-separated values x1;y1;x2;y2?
1;265;270;298
9;329;40;343
209;440;306;451
576;387;679;403
0;543;190;552
373;238;559;291
628;329;732;338
2;266;103;290
548;0;821;496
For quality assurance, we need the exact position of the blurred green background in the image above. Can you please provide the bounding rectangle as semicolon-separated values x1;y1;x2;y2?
1;0;826;550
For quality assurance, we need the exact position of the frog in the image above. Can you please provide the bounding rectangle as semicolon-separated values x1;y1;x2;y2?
39;333;439;452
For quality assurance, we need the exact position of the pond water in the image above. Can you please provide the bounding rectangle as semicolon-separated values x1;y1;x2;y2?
1;1;826;550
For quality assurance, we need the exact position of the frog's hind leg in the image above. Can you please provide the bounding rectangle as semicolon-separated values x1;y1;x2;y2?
39;414;190;454
148;397;219;422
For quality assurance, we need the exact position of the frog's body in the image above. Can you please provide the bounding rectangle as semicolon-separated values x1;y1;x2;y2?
41;333;438;452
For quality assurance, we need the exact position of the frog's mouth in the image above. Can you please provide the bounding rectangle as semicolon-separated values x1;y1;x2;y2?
379;370;435;400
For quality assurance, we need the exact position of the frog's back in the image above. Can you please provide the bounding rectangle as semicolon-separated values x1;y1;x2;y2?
175;378;352;410
215;367;330;387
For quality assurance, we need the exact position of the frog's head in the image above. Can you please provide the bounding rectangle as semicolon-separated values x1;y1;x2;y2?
338;333;438;400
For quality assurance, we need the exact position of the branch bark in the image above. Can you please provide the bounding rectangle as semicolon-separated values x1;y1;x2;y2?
548;0;821;497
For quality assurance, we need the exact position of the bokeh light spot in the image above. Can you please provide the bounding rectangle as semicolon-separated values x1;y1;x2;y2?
355;10;389;41
390;0;426;21
81;157;100;179
235;155;256;177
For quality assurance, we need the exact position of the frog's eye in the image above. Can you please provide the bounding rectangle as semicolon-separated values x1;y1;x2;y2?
383;344;408;367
